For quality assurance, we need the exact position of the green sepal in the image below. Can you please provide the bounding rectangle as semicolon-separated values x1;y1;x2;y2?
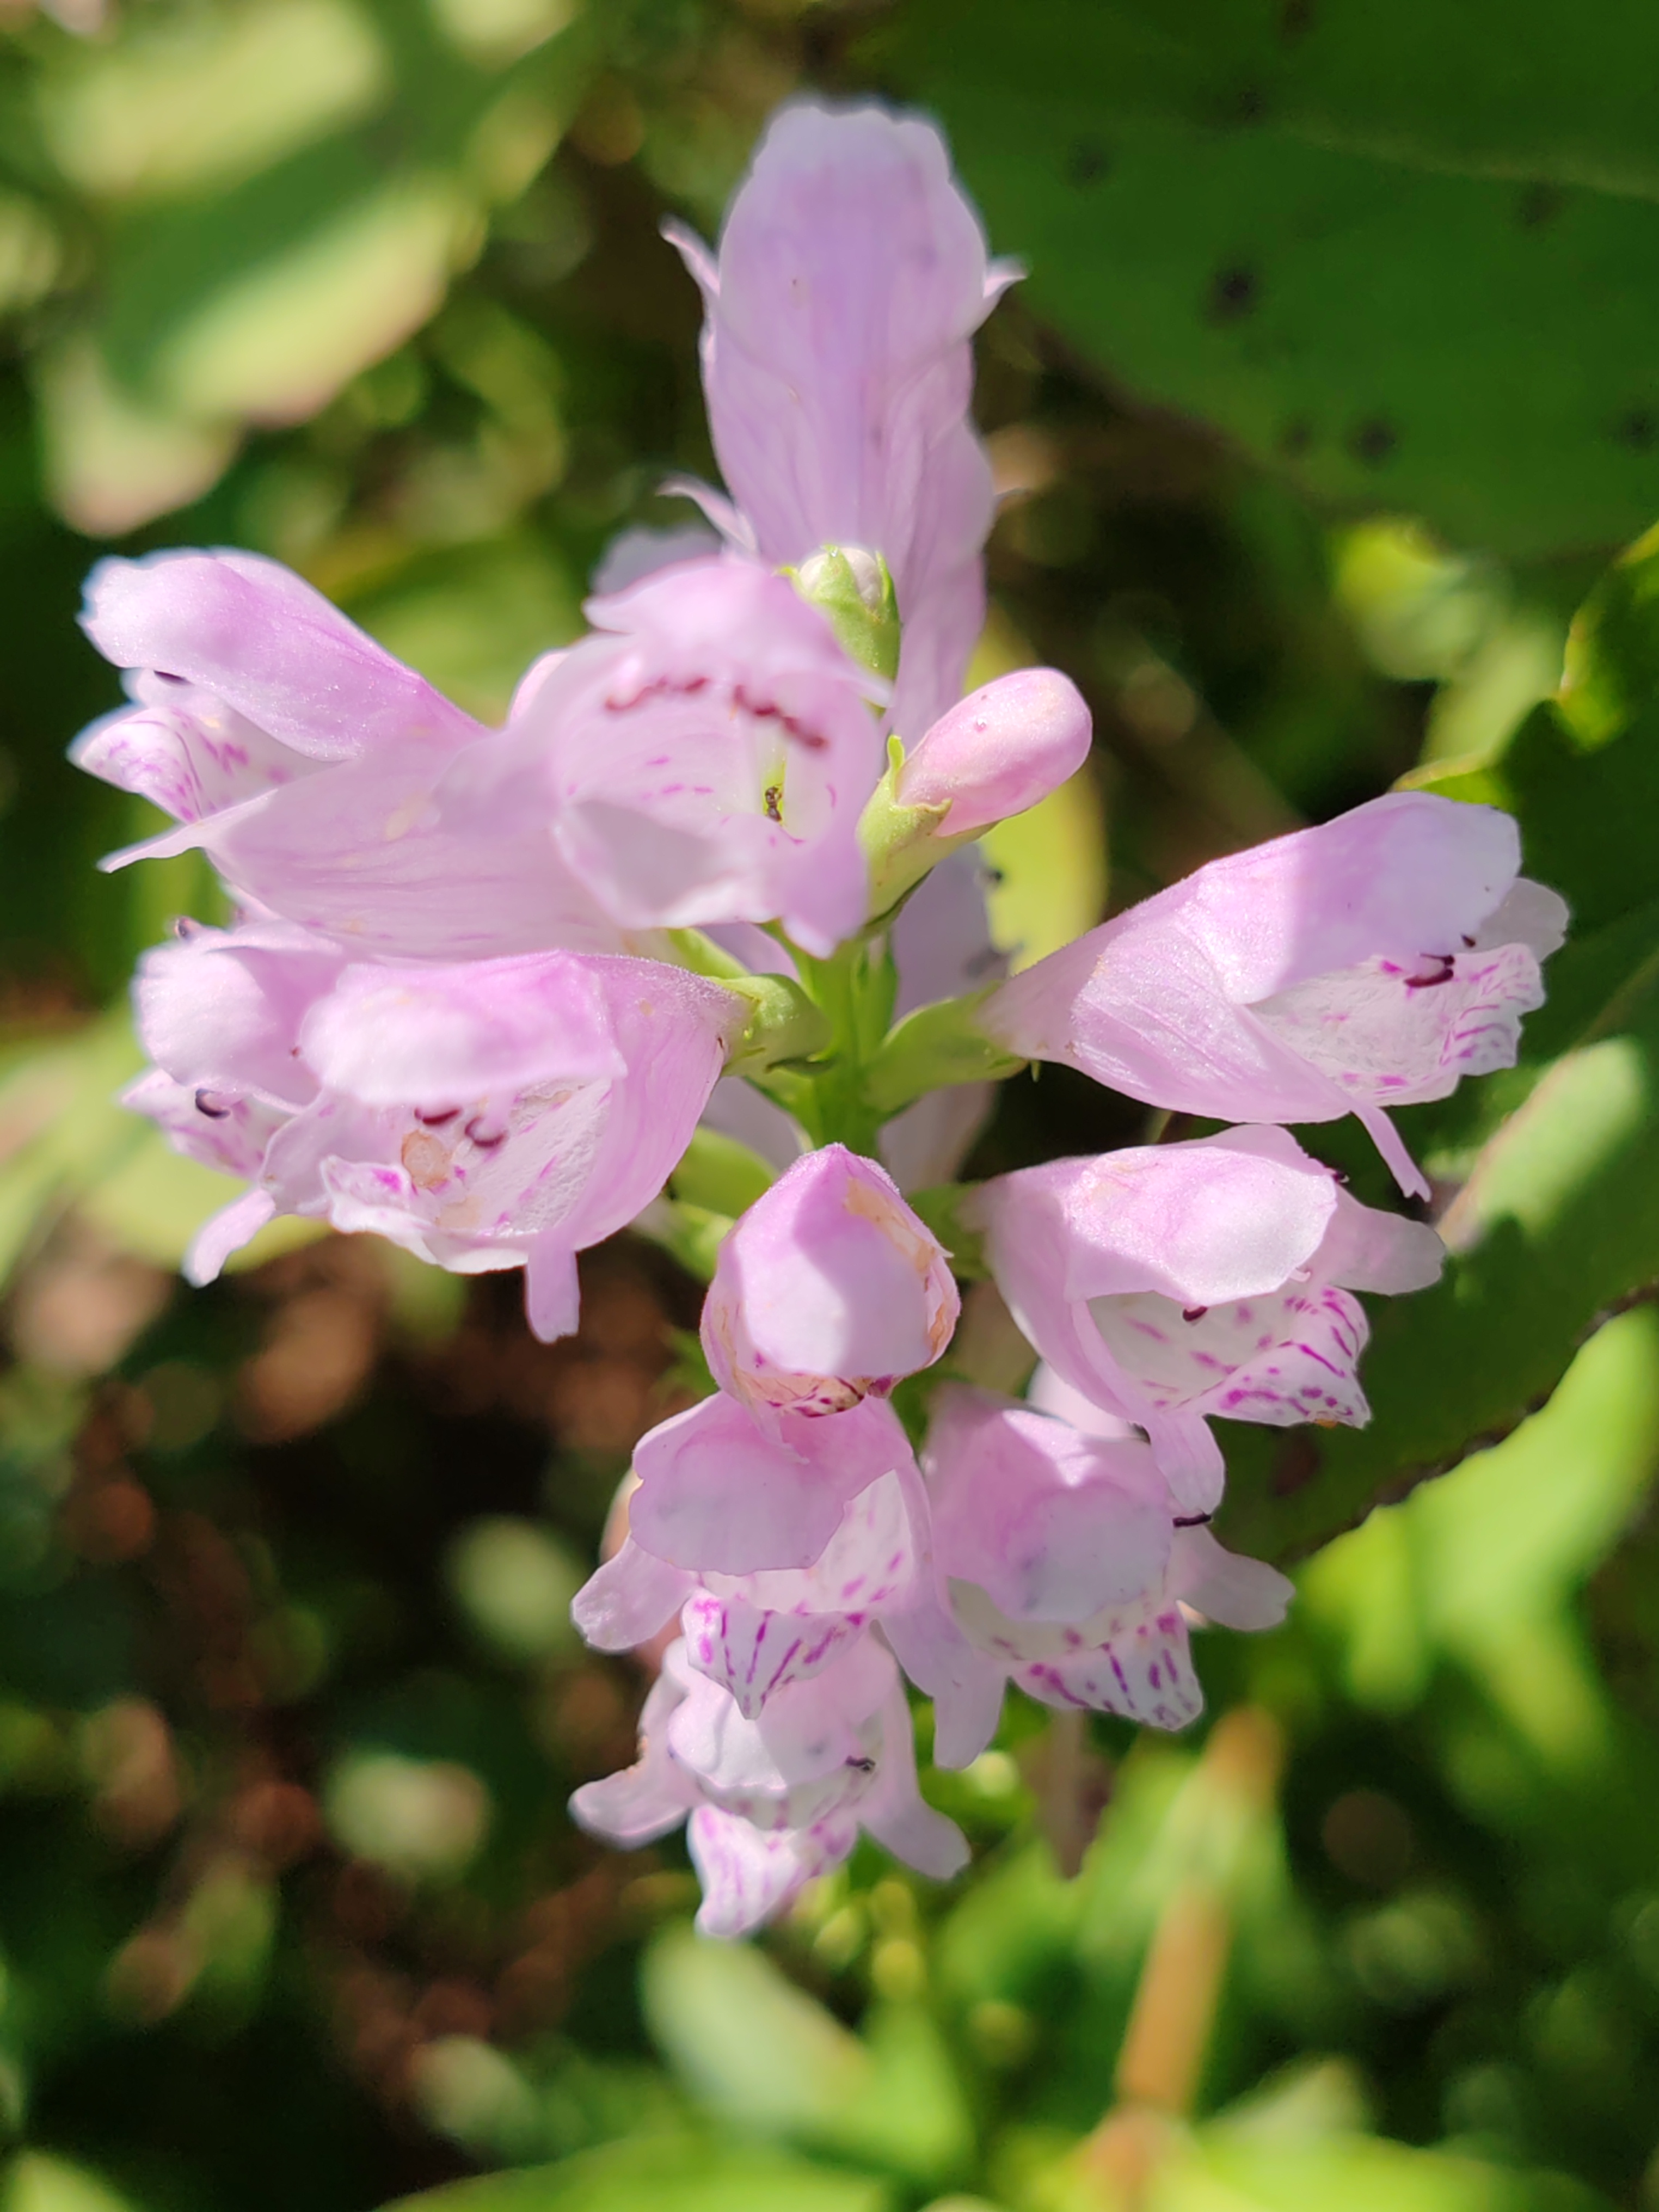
655;927;832;1073
634;1197;733;1283
857;732;968;920
720;974;834;1076
668;1126;777;1220
785;545;901;684
906;1182;988;1279
863;992;1028;1115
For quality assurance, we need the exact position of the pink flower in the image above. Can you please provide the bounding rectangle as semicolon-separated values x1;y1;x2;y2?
669;101;1016;738
625;1391;920;1577
570;1635;966;1938
972;1125;1444;1512
896;667;1092;834
575;1467;923;1718
700;1144;960;1422
76;550;618;961
983;793;1568;1196
75;548;484;797
128;926;737;1339
491;556;887;956
887;1386;1292;1766
77;546;887;961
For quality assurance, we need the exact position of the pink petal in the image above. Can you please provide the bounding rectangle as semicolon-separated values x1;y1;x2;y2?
70;681;323;823
687;1805;852;1937
629;1394;913;1576
81;550;482;763
984;795;1552;1195
569;1675;697;1846
185;743;623;961
702;1144;958;1418
134;923;344;1109
514;556;884;956
1169;1526;1293;1631
683;102;1005;735
859;1681;969;1880
572;1538;695;1653
1016;1606;1203;1732
525;1234;581;1345
298;953;625;1105
122;1068;288;1184
184;1189;276;1285
923;1385;1173;1623
681;1589;864;1720
899;668;1092;833
1163;791;1523;1003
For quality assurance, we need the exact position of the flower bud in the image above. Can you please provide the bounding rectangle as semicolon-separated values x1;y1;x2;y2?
702;1142;959;1418
897;667;1091;833
789;545;901;683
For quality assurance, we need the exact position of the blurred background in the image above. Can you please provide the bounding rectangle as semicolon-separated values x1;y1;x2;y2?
2;1;1659;2207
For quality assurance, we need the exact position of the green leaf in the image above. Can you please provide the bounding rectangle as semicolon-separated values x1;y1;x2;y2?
875;0;1659;557
34;0;597;532
374;2136;890;2212
2;2154;146;2212
1172;2129;1616;2212
642;1929;973;2186
0;1011;319;1290
667;1128;777;1221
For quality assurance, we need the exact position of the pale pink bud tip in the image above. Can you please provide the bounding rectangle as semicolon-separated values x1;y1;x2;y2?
702;1142;960;1420
898;668;1092;834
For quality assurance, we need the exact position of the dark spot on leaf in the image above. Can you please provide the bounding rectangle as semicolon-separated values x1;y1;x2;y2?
1227;82;1268;125
1207;265;1260;323
1517;183;1564;230
1273;1432;1322;1497
1349;416;1398;466
1617;408;1658;451
1280;0;1314;37
1067;139;1110;187
1279;417;1314;458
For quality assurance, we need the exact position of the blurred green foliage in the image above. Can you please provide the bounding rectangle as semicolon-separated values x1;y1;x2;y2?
1;3;1659;2211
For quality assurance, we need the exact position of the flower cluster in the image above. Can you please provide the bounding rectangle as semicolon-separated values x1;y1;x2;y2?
72;103;1565;1937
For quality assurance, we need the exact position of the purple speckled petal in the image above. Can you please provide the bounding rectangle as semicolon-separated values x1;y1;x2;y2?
681;1590;865;1721
985;793;1560;1194
687;1805;853;1938
1015;1606;1203;1733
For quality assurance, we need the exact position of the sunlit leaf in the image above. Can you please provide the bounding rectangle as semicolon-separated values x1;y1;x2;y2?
877;0;1659;557
376;2135;890;2212
643;1930;972;2185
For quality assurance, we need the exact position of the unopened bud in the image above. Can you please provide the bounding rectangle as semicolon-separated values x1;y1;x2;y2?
702;1144;958;1420
858;667;1093;919
898;668;1091;834
788;545;901;684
